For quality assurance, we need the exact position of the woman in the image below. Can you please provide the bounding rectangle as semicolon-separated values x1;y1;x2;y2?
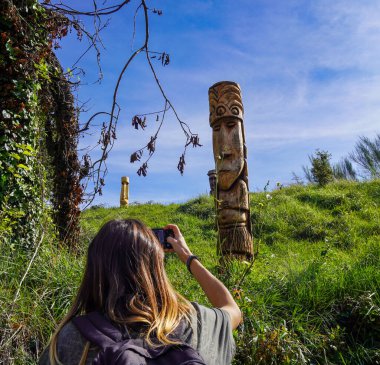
39;219;241;365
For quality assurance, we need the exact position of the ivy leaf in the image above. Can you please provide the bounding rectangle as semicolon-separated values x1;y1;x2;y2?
5;40;16;60
17;164;30;170
10;153;21;160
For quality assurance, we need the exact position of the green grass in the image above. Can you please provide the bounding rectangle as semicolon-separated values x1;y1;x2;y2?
1;180;379;364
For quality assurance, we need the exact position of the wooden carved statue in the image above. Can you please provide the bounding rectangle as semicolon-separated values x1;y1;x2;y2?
208;81;253;259
207;169;217;196
120;176;129;207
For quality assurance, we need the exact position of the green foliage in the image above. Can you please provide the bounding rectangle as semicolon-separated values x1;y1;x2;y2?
350;134;380;179
333;157;358;181
1;0;81;251
302;134;380;184
1;180;379;364
0;0;52;248
307;150;334;187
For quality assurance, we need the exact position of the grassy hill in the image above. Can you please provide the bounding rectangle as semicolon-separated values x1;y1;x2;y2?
1;180;379;364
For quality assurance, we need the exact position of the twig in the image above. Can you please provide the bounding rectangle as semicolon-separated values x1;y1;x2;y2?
42;1;132;16
13;230;45;304
0;325;23;351
235;255;257;288
131;3;143;51
81;0;149;207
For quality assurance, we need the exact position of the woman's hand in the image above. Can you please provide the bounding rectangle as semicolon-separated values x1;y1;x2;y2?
164;224;193;263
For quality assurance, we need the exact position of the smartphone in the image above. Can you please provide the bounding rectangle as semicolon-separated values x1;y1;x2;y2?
152;228;174;249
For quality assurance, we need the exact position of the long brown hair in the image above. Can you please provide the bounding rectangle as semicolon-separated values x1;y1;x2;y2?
49;219;193;364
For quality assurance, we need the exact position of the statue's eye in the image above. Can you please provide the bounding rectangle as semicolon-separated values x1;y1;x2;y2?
216;106;226;116
213;124;221;132
231;106;240;115
227;121;237;128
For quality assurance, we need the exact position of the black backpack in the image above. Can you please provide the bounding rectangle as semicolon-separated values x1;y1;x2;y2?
72;311;207;365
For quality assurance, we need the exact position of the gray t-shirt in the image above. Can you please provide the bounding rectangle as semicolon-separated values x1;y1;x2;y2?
39;303;235;365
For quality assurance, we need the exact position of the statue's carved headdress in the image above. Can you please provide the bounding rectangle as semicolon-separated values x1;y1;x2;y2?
209;81;244;126
208;80;249;183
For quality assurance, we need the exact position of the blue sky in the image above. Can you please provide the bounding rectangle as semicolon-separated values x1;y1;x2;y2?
56;0;380;206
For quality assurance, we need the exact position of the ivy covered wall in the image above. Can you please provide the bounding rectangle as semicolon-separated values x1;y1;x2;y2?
0;0;81;249
0;0;50;248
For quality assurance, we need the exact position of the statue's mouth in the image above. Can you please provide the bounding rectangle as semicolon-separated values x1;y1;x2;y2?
218;167;239;172
218;169;235;174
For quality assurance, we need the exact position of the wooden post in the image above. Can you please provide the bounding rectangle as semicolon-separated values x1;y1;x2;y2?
120;176;129;207
208;81;253;259
207;169;217;196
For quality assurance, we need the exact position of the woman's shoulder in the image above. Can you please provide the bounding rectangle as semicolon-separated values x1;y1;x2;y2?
58;320;83;341
39;320;96;365
191;302;232;326
58;321;89;361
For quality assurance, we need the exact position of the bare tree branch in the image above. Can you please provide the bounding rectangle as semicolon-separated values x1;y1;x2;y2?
43;0;201;207
42;0;132;16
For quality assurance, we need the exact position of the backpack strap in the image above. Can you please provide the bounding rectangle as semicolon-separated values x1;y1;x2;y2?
72;311;124;349
99;340;205;364
72;312;206;365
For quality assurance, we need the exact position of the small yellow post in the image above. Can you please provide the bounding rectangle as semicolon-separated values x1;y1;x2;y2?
120;176;129;207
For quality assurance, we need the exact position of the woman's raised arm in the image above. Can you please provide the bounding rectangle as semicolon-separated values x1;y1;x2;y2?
165;224;242;329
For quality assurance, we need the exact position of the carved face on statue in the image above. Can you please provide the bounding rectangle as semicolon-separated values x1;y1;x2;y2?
209;81;245;191
212;117;244;190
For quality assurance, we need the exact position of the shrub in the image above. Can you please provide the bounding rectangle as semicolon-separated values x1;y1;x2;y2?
303;150;334;187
